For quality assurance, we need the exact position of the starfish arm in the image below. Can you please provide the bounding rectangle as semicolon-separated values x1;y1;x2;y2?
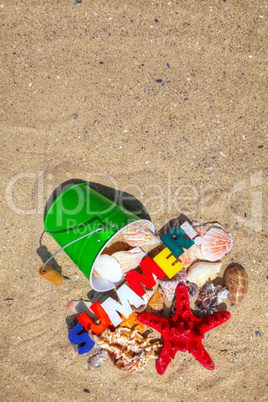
189;339;215;370
156;343;173;375
198;311;231;335
172;284;192;321
137;312;170;337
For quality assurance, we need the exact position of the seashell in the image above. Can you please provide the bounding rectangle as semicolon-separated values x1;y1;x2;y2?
88;349;107;370
122;222;160;247
187;261;222;288
179;245;202;268
93;254;123;282
160;269;187;301
195;283;229;316
92;327;160;371
146;290;165;311
201;227;234;261
118;312;144;332
144;228;161;246
112;247;146;273
224;263;248;305
192;222;224;237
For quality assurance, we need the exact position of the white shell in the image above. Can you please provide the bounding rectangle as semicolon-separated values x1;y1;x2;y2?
187;261;222;288
112;247;146;273
122;223;160;247
93;254;123;282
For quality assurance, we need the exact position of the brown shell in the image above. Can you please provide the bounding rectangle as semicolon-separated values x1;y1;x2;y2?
146;291;165;311
224;263;248;305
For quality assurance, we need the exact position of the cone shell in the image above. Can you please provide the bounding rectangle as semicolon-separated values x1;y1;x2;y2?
200;227;233;262
122;222;160;247
224;263;248;305
93;254;123;282
187;261;222;288
112;247;145;273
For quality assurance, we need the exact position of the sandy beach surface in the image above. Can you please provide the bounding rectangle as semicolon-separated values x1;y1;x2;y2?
1;1;267;401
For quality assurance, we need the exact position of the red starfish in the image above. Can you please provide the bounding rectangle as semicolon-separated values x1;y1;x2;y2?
137;284;231;375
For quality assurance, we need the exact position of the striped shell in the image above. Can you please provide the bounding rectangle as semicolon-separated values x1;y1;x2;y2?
112;247;145;273
224;263;248;305
122;223;160;247
201;227;234;261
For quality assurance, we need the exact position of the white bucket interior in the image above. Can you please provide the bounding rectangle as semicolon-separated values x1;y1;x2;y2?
90;219;155;292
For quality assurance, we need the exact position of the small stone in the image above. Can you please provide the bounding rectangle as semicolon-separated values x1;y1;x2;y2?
4;298;13;306
156;79;163;83
255;331;261;336
72;114;78;120
83;389;90;393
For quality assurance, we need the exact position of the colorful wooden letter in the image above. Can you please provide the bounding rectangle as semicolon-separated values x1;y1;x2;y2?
125;256;166;297
77;301;110;335
68;323;95;354
153;247;184;278
101;283;145;327
160;226;194;258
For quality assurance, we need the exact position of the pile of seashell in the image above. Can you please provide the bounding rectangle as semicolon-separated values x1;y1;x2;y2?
68;220;249;372
92;222;160;283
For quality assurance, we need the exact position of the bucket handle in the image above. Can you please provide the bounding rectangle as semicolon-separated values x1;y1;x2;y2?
41;228;105;273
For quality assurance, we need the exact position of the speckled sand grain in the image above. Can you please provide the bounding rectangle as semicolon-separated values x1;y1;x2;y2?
0;1;267;401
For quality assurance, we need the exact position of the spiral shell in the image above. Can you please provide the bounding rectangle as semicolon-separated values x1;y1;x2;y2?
93;327;160;371
122;222;160;247
224;263;248;305
112;247;145;273
201;227;234;261
93;254;123;282
187;261;222;288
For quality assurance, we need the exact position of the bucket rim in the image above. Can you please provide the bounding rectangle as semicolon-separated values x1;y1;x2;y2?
90;219;155;292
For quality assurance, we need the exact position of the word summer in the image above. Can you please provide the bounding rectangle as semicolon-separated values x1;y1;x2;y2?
68;221;202;353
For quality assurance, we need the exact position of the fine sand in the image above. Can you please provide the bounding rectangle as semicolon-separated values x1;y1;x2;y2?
1;1;267;401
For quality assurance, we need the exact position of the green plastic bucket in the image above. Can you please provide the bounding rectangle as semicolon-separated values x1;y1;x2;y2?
44;183;154;292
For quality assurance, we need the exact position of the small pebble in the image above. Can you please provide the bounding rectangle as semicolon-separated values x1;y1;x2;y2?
184;98;189;101
255;331;261;336
167;63;170;68
4;298;13;306
156;79;163;83
72;114;78;120
83;389;90;393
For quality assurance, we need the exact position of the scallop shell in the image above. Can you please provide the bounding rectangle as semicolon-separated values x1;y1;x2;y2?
160;269;187;301
192;222;224;237
122;223;160;247
93;327;160;372
201;227;234;261
93;254;123;282
112;247;146;273
224;263;248;305
187;261;222;288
